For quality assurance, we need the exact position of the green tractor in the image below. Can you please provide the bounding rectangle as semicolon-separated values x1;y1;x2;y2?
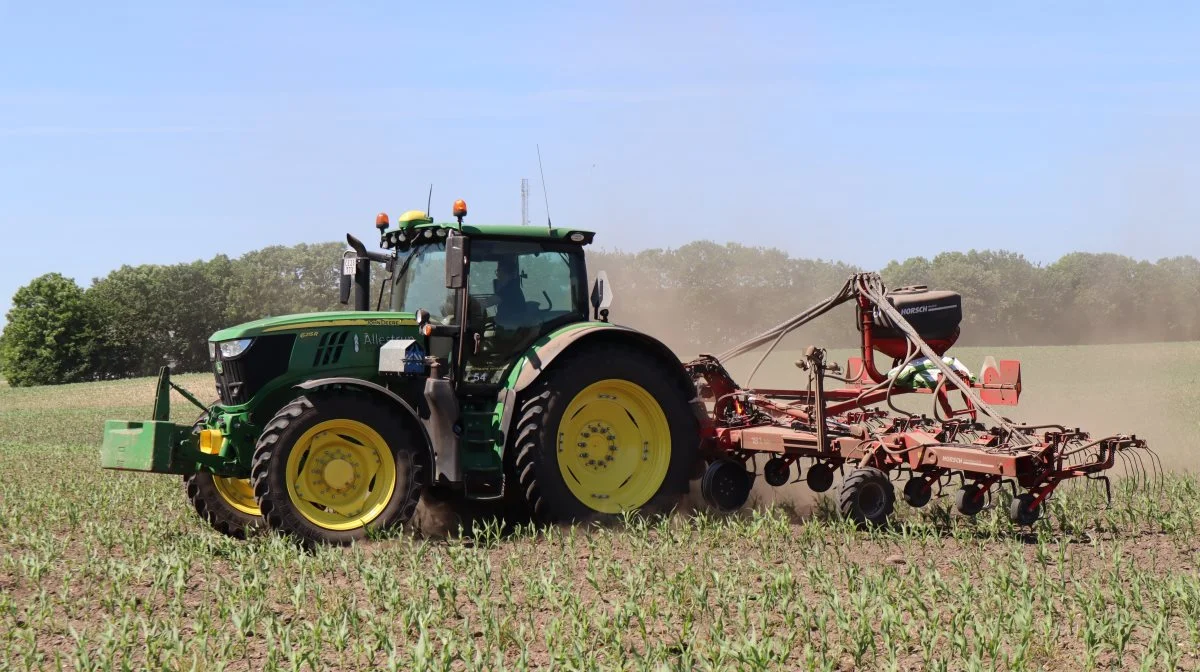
101;203;703;545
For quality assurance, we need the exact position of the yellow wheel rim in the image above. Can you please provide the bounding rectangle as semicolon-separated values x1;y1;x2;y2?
213;476;260;516
284;419;397;531
557;379;672;513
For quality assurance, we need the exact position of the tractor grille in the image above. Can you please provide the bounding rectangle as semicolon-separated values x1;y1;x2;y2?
214;334;296;405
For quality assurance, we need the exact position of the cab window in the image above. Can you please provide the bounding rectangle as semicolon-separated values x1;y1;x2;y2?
461;239;588;385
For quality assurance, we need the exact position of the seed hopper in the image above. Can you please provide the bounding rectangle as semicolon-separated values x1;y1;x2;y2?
689;273;1158;525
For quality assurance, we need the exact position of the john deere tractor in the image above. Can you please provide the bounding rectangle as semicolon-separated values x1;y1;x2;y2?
101;202;703;545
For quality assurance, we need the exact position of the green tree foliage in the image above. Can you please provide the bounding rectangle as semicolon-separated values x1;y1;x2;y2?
224;243;346;324
2;238;1198;386
87;260;232;378
0;273;100;386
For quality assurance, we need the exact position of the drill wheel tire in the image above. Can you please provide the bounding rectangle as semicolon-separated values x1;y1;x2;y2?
701;459;754;513
512;344;699;524
902;478;933;508
763;457;792;487
955;484;987;516
250;394;426;546
184;472;263;540
1010;493;1042;526
806;462;835;493
839;467;896;528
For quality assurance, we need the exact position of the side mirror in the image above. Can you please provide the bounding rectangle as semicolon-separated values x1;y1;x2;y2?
445;233;467;290
339;250;356;305
590;271;613;322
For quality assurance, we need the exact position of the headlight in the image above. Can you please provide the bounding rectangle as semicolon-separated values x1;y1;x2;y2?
208;342;216;361
219;338;253;359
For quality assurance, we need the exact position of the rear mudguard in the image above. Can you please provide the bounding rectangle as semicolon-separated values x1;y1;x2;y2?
494;322;704;461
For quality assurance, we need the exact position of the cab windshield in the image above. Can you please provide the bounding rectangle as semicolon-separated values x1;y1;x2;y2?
390;242;455;320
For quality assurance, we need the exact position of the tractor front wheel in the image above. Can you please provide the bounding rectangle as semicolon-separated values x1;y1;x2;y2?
250;394;425;546
184;472;263;539
512;344;698;524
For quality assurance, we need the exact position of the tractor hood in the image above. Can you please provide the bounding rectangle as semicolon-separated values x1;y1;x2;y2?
209;311;418;342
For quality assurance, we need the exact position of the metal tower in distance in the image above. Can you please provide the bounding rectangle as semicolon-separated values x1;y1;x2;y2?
520;178;530;226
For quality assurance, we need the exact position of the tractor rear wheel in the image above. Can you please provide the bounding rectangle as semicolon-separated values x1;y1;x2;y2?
512;344;698;524
250;394;425;546
839;467;895;527
184;472;263;539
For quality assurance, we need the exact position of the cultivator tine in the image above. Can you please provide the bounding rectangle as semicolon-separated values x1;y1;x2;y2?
1131;447;1151;491
1116;448;1140;489
1144;445;1165;492
1089;474;1113;509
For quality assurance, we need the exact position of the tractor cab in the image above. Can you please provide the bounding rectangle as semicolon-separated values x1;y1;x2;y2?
375;205;596;389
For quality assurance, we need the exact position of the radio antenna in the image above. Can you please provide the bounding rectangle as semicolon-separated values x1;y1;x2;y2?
426;184;433;216
537;144;552;230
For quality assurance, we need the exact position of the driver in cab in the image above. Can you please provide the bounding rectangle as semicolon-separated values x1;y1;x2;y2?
481;257;526;325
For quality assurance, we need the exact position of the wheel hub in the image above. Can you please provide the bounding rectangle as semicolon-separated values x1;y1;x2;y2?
285;420;397;530
323;458;356;490
573;421;619;472
556;379;672;513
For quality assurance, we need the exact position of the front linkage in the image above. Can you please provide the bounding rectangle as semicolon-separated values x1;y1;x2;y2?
101;366;251;478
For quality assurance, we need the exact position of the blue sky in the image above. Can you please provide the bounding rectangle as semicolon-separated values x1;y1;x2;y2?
2;1;1198;323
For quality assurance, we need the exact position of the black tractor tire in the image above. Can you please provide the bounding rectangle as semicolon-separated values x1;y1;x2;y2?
839;467;896;527
184;472;263;540
512;343;699;524
955;484;987;516
1009;492;1042;526
250;394;426;546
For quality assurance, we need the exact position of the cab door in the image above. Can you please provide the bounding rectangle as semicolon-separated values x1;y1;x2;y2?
459;239;588;388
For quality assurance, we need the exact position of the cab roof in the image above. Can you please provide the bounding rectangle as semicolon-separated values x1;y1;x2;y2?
380;219;595;251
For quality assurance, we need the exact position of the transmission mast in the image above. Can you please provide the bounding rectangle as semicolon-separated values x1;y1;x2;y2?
520;177;530;226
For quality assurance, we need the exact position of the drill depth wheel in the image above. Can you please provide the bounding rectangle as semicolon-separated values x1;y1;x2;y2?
701;459;753;513
763;457;792;487
806;462;835;493
902;477;933;508
1009;492;1042;525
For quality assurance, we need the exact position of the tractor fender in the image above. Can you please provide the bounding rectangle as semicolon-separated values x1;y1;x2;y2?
500;325;702;454
293;377;434;466
513;324;695;394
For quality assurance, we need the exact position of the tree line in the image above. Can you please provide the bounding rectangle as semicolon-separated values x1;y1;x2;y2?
2;240;1197;386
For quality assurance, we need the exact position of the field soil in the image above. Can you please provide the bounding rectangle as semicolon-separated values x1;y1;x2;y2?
1;342;1198;670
